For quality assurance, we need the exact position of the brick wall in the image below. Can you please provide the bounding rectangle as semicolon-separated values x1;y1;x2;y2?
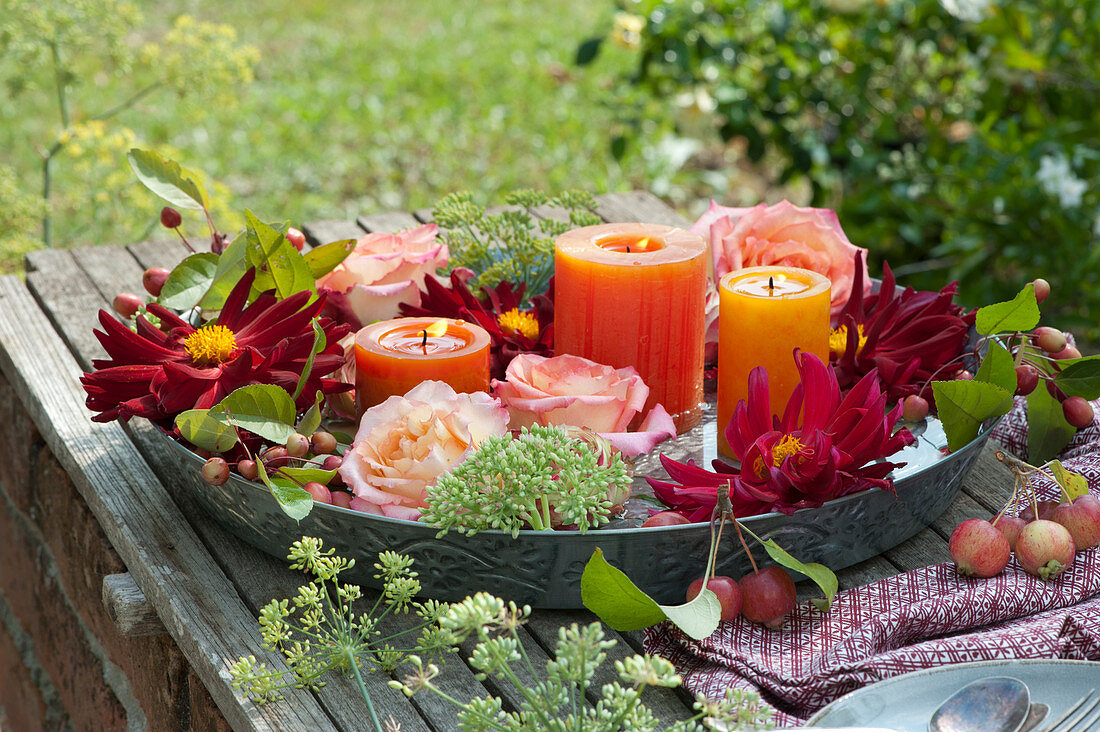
0;374;230;731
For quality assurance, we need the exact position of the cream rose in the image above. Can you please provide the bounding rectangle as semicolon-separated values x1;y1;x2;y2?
491;354;675;457
339;381;510;520
690;200;870;316
317;223;448;325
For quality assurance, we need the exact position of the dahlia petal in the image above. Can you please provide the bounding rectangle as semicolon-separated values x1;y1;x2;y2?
214;268;258;332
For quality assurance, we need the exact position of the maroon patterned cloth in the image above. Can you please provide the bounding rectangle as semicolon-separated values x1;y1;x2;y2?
643;398;1100;725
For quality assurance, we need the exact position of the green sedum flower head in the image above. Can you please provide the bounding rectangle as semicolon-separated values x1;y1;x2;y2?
421;425;632;538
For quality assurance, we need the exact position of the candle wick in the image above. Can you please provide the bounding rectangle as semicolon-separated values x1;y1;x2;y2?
421;329;428;353
626;246;631;253
768;276;774;290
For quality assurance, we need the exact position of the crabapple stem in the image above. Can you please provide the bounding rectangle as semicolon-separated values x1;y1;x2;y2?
731;515;759;574
173;226;197;253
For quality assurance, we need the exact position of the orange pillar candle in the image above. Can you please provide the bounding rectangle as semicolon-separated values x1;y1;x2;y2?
717;266;831;458
354;317;491;414
555;223;708;433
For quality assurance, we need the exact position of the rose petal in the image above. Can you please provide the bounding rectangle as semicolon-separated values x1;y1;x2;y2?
597;403;677;457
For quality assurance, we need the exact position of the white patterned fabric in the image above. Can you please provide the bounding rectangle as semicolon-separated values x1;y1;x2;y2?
643;397;1100;724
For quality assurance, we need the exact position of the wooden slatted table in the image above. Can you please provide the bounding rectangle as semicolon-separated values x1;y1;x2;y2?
0;191;1017;730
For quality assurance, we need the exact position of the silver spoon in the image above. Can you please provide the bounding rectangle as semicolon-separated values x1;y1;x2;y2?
929;677;1032;732
1018;703;1049;732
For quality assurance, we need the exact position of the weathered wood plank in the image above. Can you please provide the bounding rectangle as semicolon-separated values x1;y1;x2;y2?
23;249;108;367
357;212;421;233
0;277;338;731
883;527;951;571
302;221;365;248
594;191;691;228
125;239;189;271
961;446;1016;515
835;555;905;589
72;245;437;732
101;573;166;638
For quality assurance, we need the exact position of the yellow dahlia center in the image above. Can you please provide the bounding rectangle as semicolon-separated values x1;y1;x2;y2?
184;325;238;366
829;324;867;358
497;308;540;339
771;434;805;467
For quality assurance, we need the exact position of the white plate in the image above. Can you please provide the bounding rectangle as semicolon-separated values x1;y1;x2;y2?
806;659;1100;730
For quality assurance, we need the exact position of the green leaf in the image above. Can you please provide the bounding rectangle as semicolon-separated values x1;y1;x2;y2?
199;233;249;310
974;341;1017;393
280;466;338;486
1026;385;1076;464
738;523;838;611
1054;356;1100;399
658;589;722;641
932;380;1014;452
974;284;1040;335
127;149;209;210
254;460;313;521
580;548;666;631
292;321;327;402
245;211;316;301
1050;460;1089;502
575;37;603;65
296;390;325;437
580;549;722;641
304;238;355;279
157;252;219;310
211;385;297;444
174;409;239;452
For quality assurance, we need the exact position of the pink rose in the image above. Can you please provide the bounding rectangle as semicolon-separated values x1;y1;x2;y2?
339;381;509;520
491;354;676;457
690;200;870;316
317;224;448;326
704;282;719;367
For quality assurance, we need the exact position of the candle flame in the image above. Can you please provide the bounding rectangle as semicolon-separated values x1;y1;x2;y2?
636;237;650;251
425;319;449;338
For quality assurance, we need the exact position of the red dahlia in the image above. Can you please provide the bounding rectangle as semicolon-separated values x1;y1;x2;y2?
81;269;350;427
399;268;554;380
649;352;914;519
831;252;975;402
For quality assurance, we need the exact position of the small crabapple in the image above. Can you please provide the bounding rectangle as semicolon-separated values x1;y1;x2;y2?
286;227;307;251
160;206;182;229
112;293;143;318
686;576;742;621
310;431;338;455
1032;278;1051;304
285;433;310;458
902;395;930;422
1063;396;1094;428
739;566;797;629
142;267;171;297
642;511;691;527
202;457;230;486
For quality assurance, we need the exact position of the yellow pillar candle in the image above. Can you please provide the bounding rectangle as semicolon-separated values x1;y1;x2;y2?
718;266;831;458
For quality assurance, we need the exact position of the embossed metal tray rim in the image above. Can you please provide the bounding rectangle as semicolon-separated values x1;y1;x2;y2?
162;414;998;609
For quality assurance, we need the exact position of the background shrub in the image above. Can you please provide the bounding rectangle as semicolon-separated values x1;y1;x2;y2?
580;0;1100;338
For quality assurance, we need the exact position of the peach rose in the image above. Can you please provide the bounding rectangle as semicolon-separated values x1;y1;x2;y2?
317;223;448;326
339;381;509;520
491;354;676;457
690;200;870;316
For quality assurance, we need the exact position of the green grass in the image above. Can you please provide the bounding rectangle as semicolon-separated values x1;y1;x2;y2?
0;0;648;273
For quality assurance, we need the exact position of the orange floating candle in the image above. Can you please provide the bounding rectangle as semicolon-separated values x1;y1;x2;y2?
717;266;831;458
554;223;708;433
354;317;490;414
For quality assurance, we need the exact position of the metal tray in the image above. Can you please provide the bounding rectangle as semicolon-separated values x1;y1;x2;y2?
806;659;1100;730
160;399;996;609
